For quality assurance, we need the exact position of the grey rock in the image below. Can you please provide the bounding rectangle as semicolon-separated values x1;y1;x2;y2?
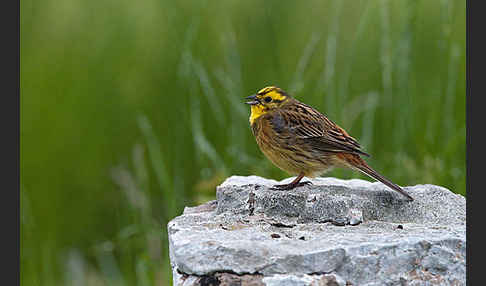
262;273;346;286
168;176;466;286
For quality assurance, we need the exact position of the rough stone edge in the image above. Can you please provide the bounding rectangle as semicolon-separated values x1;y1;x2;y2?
169;177;466;285
171;269;347;286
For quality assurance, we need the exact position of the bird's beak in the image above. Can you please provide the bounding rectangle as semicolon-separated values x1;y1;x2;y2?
245;94;259;105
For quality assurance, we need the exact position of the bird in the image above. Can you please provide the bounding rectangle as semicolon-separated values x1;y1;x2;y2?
245;86;414;201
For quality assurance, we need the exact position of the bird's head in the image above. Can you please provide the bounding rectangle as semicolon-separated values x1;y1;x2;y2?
245;86;291;125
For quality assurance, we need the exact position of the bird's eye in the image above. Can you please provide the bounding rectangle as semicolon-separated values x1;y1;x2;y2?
264;96;272;103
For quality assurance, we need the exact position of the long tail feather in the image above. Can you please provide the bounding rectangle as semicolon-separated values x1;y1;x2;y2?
337;153;414;201
356;163;414;201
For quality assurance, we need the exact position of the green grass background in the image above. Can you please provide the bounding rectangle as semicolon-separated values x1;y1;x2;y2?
21;0;466;285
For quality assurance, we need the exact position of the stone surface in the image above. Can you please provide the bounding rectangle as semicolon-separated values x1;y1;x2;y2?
168;176;466;286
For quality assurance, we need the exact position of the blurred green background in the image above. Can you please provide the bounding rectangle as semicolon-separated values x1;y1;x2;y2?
21;0;465;285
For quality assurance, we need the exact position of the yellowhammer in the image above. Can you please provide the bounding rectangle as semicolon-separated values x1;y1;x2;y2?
245;86;413;201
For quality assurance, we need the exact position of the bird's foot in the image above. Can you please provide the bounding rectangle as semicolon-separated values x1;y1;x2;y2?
270;181;312;191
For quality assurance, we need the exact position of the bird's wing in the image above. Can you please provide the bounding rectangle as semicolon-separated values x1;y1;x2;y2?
271;104;370;157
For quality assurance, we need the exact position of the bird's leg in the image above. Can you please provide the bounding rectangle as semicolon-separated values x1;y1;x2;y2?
271;173;312;190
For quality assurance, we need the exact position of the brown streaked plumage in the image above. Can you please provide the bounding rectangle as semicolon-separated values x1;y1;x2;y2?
245;86;414;201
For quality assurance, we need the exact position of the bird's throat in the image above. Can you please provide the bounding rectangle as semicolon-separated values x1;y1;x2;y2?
249;105;266;125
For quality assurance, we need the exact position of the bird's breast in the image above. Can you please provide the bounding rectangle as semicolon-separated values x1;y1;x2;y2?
251;115;337;177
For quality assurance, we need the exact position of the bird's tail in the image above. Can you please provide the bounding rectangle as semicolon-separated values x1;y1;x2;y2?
337;153;414;201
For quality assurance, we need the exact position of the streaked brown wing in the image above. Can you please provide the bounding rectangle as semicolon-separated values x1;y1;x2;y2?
271;102;370;157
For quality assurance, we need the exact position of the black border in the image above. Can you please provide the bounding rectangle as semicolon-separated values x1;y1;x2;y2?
465;0;472;284
5;0;21;284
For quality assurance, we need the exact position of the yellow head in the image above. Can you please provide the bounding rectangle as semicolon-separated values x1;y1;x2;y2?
245;86;291;125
